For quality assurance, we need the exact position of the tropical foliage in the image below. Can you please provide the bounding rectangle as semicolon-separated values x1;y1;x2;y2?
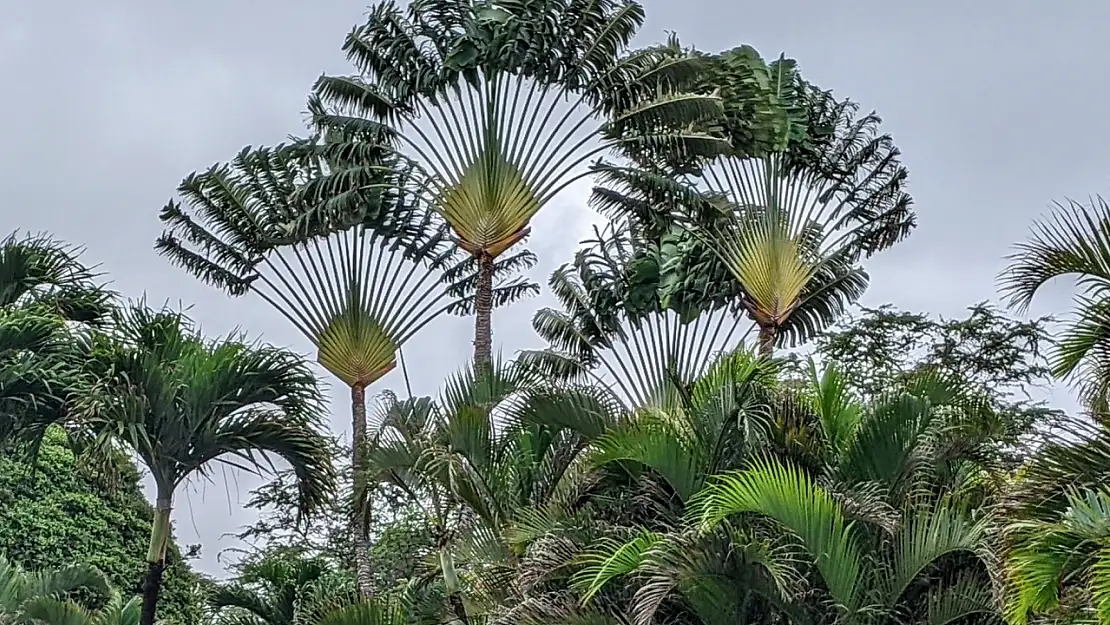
1000;196;1110;413
5;3;1110;625
303;0;729;366
76;306;335;625
0;428;201;625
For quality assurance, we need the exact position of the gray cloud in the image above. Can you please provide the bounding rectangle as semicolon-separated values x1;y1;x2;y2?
2;0;1105;576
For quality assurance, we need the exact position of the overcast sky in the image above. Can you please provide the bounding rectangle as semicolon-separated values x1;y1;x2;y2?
3;0;1108;577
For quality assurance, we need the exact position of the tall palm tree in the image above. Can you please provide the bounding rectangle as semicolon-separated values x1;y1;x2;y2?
594;46;914;356
306;0;728;366
155;140;457;598
999;196;1110;413
74;305;336;625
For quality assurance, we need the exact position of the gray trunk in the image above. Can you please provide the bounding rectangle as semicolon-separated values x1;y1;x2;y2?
350;383;374;598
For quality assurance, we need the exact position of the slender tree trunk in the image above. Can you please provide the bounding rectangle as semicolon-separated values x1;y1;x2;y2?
439;542;469;625
757;324;776;358
350;383;374;599
473;253;494;368
140;495;172;625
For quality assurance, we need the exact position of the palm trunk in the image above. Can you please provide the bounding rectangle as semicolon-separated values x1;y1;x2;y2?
473;253;494;368
757;324;776;358
350;383;374;599
439;544;469;625
140;495;172;625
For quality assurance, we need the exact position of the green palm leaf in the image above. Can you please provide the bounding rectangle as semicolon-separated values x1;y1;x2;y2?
309;3;725;259
521;223;750;409
306;0;728;364
156;139;456;389
690;457;867;615
883;503;991;609
0;557;111;622
572;529;664;603
999;197;1110;410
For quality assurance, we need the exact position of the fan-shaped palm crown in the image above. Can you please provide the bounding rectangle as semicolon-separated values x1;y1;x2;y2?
522;223;750;409
595;46;915;355
156;135;467;598
308;0;728;363
156;138;454;390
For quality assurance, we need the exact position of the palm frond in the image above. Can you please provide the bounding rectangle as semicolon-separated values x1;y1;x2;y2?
523;223;749;408
1000;197;1110;314
0;231;115;324
690;457;867;615
309;0;725;259
156;139;458;388
75;303;337;520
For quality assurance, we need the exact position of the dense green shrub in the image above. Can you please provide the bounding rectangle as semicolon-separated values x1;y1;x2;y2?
0;428;202;624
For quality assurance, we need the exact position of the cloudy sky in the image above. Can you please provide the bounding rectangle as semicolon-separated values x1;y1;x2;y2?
3;0;1107;576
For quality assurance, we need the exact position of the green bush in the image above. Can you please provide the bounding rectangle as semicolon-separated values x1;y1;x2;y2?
0;428;202;624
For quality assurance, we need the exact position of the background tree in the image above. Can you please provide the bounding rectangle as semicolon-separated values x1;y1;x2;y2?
594;45;914;356
0;233;113;455
812;303;1062;467
231;452;446;608
306;0;728;366
76;306;335;625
